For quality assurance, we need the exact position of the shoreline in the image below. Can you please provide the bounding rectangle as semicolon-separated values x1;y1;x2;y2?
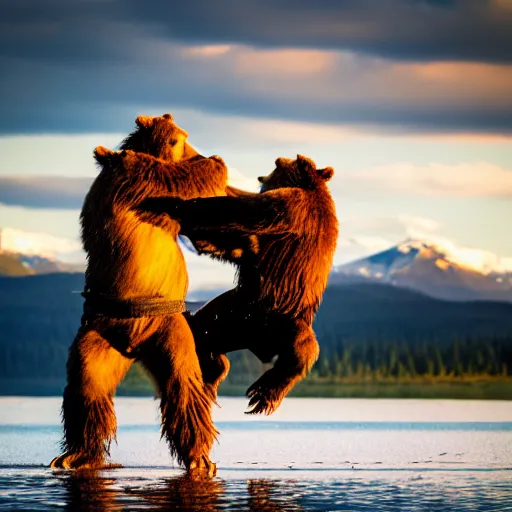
2;378;511;400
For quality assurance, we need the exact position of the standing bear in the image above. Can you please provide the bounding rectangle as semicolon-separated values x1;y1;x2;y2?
138;155;339;414
50;114;227;477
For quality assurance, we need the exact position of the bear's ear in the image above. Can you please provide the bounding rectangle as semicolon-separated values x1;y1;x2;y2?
93;146;113;165
317;166;334;181
296;154;316;174
162;113;174;121
94;146;110;157
275;157;292;168
135;115;154;129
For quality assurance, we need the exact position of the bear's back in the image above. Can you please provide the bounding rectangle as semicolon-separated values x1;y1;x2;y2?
249;185;338;320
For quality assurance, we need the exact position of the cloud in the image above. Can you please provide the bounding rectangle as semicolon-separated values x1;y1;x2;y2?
335;214;434;263
390;214;512;273
227;168;260;192
345;162;512;197
0;1;511;135
182;45;232;57
0;133;122;177
0;227;83;262
336;212;512;273
406;234;512;274
0;176;93;209
2;48;511;135
345;235;394;253
397;214;440;234
2;0;510;64
232;48;336;75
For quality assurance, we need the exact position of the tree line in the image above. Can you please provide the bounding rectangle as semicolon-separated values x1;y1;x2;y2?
0;333;510;395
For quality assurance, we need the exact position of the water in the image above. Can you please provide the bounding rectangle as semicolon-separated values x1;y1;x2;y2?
0;397;511;510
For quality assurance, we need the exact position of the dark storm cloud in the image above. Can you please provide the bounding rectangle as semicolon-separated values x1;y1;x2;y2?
0;0;511;134
131;0;512;63
0;176;93;209
1;0;510;63
2;43;511;135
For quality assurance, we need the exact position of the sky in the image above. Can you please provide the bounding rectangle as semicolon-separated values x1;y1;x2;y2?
0;0;511;292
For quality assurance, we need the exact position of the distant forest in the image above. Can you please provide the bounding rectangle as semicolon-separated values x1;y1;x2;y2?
1;333;510;380
0;273;511;398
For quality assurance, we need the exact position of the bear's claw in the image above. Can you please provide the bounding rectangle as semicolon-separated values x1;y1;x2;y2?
187;456;217;479
49;451;108;470
245;383;281;416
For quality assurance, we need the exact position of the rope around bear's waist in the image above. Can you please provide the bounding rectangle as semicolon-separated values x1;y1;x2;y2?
81;291;187;321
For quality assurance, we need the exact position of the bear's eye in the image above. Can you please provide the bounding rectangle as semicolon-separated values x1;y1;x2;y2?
168;139;178;146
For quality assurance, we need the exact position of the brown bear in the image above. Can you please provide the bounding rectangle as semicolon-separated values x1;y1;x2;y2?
138;155;339;414
50;114;228;477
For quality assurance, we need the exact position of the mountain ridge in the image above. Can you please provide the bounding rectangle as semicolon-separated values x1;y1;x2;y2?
332;239;512;302
0;251;85;275
2;238;512;302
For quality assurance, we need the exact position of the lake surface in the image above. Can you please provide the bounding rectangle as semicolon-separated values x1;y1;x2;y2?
0;397;511;511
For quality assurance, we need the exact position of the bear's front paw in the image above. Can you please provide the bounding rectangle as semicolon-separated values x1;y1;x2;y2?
245;379;283;416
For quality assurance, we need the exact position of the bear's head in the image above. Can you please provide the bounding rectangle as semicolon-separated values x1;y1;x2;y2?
258;154;334;192
119;113;199;162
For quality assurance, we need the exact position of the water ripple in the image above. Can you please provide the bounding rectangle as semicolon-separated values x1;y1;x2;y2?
0;468;511;511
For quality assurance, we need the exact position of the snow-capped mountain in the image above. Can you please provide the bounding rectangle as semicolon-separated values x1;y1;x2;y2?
0;228;85;275
0;251;85;276
3;230;512;303
18;254;85;274
332;240;512;302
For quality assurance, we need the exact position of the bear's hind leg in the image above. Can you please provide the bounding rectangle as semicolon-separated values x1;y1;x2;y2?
50;328;133;469
246;319;319;415
139;315;218;478
187;290;254;400
198;352;230;401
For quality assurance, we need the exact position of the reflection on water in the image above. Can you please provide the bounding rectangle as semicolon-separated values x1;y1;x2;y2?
1;467;510;511
61;470;226;511
0;397;511;511
62;471;116;511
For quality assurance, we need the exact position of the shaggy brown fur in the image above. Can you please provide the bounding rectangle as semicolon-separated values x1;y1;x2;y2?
139;155;339;414
50;114;228;477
